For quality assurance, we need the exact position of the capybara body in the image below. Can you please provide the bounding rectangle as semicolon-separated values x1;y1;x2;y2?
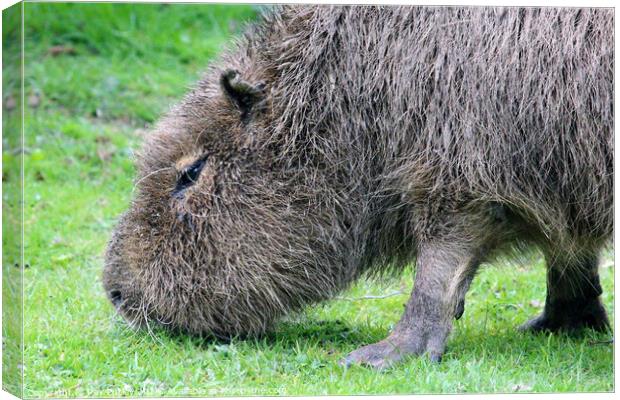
104;6;613;368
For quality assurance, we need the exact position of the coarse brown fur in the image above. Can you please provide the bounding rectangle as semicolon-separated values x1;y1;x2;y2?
103;5;613;368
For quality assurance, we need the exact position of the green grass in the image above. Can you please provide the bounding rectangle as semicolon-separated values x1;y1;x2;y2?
3;3;25;397
2;3;614;397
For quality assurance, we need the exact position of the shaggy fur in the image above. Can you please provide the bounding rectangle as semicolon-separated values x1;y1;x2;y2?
103;6;613;367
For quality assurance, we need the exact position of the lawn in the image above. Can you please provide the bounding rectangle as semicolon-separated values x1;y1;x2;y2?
2;3;614;398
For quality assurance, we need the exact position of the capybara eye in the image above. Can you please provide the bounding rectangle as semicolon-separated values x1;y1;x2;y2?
109;290;123;308
174;156;208;195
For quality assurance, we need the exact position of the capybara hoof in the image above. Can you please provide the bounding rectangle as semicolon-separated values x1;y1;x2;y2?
520;298;610;334
342;340;415;370
341;328;444;370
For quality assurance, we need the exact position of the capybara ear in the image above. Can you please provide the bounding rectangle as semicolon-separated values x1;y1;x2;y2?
220;69;266;120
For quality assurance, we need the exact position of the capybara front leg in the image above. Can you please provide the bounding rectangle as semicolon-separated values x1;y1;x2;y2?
343;240;480;369
520;252;609;333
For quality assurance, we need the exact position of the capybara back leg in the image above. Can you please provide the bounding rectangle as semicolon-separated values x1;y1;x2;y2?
520;252;609;333
342;238;482;369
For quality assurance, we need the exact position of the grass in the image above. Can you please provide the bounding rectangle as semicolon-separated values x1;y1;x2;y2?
2;3;614;397
3;3;25;397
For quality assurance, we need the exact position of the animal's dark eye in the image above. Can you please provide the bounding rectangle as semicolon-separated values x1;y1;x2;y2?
174;156;208;195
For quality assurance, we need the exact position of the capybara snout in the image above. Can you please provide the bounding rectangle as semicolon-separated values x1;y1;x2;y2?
104;5;613;367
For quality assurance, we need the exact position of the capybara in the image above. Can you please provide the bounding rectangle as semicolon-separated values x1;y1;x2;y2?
103;5;613;368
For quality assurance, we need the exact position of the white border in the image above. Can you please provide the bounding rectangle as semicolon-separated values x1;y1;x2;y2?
0;1;616;400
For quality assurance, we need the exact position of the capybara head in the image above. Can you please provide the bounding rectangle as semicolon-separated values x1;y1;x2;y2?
102;62;369;338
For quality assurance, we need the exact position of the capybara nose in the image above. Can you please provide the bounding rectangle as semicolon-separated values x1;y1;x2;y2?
109;289;123;308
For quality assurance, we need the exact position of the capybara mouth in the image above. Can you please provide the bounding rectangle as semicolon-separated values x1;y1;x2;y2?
102;261;144;329
102;221;155;331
